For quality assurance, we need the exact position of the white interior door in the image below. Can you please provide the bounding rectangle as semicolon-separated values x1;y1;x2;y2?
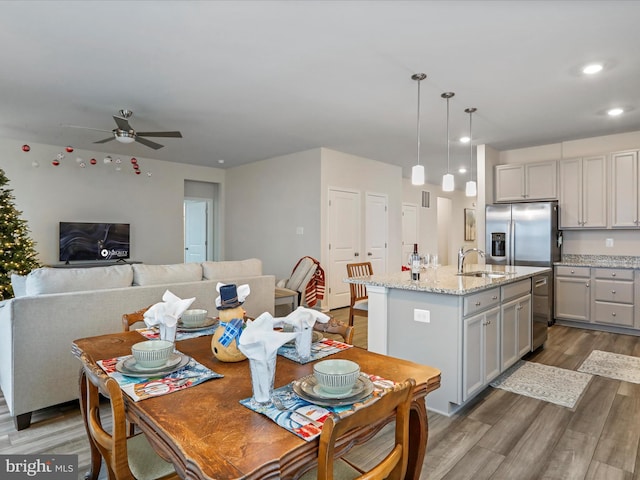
184;200;207;263
402;203;418;269
366;193;388;275
328;188;361;309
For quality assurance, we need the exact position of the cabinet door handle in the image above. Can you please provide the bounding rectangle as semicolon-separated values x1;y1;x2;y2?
570;270;575;274
612;290;616;294
611;272;616;277
612;312;617;317
354;252;360;257
586;283;590;288
492;295;498;300
475;301;482;306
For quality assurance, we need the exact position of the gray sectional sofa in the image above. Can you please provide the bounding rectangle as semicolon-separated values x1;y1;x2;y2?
0;259;274;430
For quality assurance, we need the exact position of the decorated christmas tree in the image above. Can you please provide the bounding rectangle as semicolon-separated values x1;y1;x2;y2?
0;168;41;300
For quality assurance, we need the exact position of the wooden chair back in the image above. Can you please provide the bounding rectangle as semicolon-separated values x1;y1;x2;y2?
346;262;372;326
315;378;416;480
313;318;355;344
122;305;152;332
79;354;179;480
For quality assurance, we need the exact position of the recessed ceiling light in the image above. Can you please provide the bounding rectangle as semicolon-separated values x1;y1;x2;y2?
460;136;470;143
607;108;624;116
217;159;225;164
583;63;603;75
458;167;467;174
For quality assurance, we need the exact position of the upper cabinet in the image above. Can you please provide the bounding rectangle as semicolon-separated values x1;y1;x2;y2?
559;156;607;229
494;160;557;203
610;150;640;228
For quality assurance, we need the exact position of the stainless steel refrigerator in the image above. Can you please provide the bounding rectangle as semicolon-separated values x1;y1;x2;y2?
485;201;562;350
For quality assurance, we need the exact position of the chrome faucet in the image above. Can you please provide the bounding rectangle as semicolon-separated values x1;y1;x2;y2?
458;247;486;274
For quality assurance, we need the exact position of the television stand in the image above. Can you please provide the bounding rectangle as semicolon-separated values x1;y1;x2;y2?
50;261;142;269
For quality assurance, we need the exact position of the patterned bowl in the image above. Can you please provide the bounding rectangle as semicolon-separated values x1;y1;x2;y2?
181;309;208;327
313;359;360;395
131;340;174;368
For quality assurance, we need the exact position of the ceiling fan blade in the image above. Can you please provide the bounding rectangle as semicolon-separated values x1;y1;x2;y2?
94;136;115;144
113;115;132;131
61;124;113;133
135;136;164;150
136;131;183;138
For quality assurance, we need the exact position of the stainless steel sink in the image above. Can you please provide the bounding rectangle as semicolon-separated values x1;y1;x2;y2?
457;271;509;278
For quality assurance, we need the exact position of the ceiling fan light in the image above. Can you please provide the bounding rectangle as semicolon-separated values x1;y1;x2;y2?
412;164;425;186
442;173;454;192
115;132;135;144
465;180;477;197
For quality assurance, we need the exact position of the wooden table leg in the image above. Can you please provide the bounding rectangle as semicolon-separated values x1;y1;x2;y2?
405;399;428;480
79;369;102;480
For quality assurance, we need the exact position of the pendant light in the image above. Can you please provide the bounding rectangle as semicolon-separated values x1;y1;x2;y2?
465;107;477;197
441;92;455;192
411;73;427;186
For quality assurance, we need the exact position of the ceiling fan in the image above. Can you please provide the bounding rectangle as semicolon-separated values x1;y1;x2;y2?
65;109;182;150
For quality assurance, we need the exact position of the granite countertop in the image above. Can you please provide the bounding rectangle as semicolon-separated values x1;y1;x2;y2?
344;264;551;296
555;254;640;269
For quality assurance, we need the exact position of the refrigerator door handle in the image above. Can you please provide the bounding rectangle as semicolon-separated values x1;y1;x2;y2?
507;220;514;266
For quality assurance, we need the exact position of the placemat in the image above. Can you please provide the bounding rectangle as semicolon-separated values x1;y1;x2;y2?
277;338;353;364
98;351;223;401
136;325;218;341
240;373;396;441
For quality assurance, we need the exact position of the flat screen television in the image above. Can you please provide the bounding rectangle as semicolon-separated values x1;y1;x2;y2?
59;222;130;262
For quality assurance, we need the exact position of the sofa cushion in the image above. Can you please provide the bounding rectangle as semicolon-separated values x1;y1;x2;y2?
132;263;203;286
202;259;262;280
11;274;27;298
25;265;134;296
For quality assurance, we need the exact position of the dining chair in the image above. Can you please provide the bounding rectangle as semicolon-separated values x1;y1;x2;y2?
313;318;355;344
79;354;180;480
122;305;152;332
300;378;416;480
346;262;372;326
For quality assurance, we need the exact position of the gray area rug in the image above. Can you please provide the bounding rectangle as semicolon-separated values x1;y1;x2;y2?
490;360;592;409
577;350;640;384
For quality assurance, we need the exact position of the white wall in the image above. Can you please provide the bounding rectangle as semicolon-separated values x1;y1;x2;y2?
225;149;322;281
497;130;640;256
1;137;225;266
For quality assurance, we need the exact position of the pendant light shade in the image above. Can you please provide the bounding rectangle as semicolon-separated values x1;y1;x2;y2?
465;107;477;197
411;73;427;186
441;92;455;192
412;164;425;185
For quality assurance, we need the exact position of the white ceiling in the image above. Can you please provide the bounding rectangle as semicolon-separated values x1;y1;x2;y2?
2;0;640;187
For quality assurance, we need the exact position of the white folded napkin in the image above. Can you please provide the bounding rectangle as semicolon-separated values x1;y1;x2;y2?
282;307;330;360
143;290;195;342
238;313;297;403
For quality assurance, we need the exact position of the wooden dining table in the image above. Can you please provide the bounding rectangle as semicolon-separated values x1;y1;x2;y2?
73;331;441;480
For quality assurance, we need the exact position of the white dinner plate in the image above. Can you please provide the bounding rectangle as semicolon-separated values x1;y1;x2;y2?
116;353;190;377
177;317;218;332
293;374;373;406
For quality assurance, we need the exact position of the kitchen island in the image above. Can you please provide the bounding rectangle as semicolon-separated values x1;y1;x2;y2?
345;264;551;416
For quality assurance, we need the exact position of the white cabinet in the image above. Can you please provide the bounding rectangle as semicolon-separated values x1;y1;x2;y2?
559;156;607;228
555;266;591;322
500;279;532;371
501;294;532;370
592;268;634;328
610;150;640;228
463;305;500;401
495;160;557;202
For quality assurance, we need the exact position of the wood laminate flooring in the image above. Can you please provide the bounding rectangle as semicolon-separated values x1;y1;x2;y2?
1;309;638;480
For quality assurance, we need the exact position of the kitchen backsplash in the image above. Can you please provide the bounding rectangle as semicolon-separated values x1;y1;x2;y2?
560;254;640;268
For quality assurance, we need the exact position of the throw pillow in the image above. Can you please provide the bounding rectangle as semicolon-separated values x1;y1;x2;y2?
202;258;262;280
132;263;203;286
10;273;28;297
25;264;134;296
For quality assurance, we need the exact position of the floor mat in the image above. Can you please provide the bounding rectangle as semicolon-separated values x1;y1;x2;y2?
490;360;592;408
577;350;640;384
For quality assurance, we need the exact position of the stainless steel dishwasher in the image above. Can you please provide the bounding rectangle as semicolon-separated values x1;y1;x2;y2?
531;272;551;350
